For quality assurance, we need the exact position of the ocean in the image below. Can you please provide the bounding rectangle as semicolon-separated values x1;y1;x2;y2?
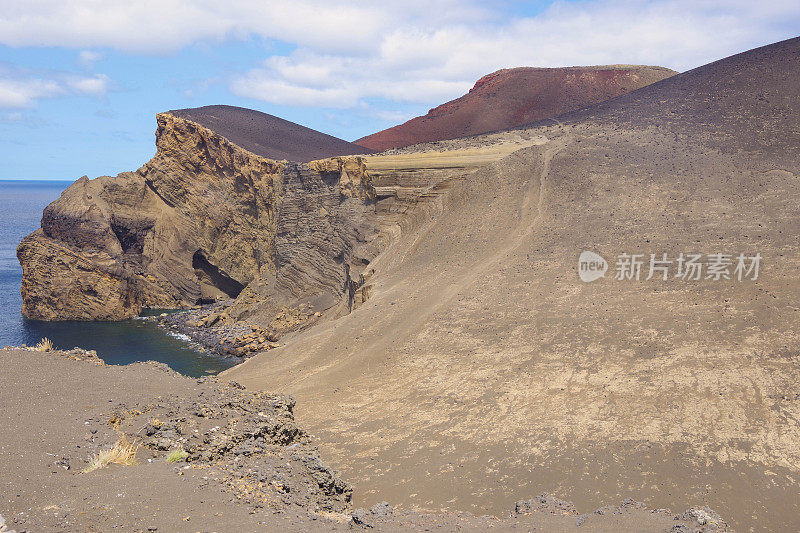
0;180;235;377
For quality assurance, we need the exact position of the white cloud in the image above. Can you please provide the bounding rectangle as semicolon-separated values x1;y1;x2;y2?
227;0;800;108
66;73;111;95
0;68;112;108
1;0;798;110
371;109;415;123
0;1;488;54
231;76;359;108
0;78;62;107
78;50;103;69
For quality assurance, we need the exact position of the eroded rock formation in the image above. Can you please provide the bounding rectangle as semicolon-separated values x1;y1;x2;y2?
18;112;377;323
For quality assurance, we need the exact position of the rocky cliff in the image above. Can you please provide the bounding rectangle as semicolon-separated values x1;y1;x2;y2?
17;112;377;324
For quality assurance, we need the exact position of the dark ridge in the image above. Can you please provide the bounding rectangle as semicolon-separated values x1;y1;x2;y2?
543;36;800;158
167;105;373;162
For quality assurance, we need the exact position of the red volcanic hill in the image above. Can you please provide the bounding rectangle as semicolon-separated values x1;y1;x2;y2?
355;65;676;151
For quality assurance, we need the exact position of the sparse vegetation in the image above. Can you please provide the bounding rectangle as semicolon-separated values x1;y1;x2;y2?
34;337;54;352
82;436;139;473
166;447;189;463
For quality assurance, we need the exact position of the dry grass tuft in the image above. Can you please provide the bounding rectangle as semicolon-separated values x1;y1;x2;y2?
165;447;189;463
82;436;139;473
35;337;54;352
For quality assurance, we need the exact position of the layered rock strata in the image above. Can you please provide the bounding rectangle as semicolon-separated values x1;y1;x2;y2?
18;112;377;326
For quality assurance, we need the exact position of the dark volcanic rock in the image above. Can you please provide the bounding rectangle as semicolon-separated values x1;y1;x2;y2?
168;104;372;161
515;493;578;516
113;382;353;513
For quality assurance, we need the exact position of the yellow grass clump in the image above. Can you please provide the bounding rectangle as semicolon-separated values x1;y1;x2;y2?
82;436;139;473
165;447;189;463
35;337;54;352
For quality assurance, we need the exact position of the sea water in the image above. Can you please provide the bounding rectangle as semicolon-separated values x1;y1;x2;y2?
0;180;235;377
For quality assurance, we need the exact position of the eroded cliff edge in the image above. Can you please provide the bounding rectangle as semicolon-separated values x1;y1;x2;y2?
17;112;378;325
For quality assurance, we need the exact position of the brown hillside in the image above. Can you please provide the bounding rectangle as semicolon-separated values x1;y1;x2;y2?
227;37;800;531
355;65;675;151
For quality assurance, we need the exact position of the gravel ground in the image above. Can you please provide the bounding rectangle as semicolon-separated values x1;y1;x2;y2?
0;347;724;532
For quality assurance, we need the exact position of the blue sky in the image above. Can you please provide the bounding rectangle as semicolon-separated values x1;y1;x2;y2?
1;0;798;180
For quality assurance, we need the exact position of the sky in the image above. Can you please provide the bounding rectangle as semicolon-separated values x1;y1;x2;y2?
0;0;798;180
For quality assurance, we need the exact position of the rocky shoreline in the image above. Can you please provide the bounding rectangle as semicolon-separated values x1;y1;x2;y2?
153;301;286;359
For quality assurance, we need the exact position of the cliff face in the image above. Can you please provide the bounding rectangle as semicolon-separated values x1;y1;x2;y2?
355;65;676;151
17;112;376;322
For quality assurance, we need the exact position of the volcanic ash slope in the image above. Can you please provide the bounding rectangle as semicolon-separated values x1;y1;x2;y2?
225;36;800;532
